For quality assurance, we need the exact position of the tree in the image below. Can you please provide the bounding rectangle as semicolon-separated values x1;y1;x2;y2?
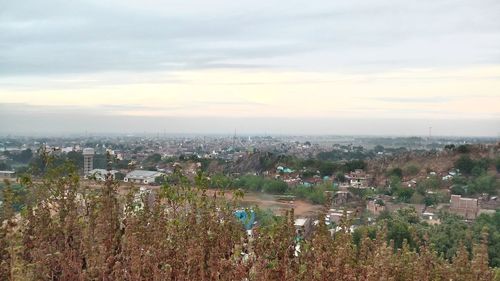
374;145;385;153
344;160;366;172
0;162;10;170
455;155;475;175
470;175;498;195
457;145;470;153
445;144;456;150
12;149;33;164
388;167;403;179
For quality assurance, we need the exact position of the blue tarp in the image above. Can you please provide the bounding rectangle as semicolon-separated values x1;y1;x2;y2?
234;209;256;230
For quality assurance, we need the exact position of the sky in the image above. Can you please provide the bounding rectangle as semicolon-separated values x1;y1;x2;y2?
0;0;499;136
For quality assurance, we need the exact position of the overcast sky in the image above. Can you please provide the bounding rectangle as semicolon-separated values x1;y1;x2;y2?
1;0;499;136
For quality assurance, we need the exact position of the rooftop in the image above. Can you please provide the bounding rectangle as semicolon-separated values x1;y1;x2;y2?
294;218;308;227
126;170;162;179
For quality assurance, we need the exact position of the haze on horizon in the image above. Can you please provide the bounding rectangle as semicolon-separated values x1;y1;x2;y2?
0;0;499;137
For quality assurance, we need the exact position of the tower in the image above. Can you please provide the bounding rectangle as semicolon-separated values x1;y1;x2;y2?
82;148;95;175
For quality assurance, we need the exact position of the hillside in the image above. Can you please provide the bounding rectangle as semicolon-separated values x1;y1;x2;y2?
367;143;500;187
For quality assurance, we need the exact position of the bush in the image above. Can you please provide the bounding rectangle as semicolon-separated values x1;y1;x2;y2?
292;184;328;204
404;164;420;177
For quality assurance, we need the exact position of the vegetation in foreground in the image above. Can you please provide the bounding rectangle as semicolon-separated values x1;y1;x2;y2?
0;162;499;280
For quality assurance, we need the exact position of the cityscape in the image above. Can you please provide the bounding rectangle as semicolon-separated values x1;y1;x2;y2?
1;0;499;280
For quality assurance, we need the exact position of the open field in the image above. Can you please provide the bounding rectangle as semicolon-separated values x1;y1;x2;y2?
204;189;324;217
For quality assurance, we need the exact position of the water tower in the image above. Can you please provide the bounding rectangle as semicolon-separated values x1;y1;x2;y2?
82;148;95;175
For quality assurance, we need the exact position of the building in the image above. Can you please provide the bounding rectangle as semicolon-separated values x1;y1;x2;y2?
86;169;118;181
340;169;371;189
326;209;354;224
366;200;386;216
82;148;95;176
422;212;441;225
0;171;15;179
450;195;479;220
294;218;313;239
124;170;164;184
331;191;351;206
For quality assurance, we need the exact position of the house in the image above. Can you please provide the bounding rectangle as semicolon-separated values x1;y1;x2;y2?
366;200;386;216
331;191;351;206
326;209;354;224
341;169;371;189
449;195;479;220
124;170;164;185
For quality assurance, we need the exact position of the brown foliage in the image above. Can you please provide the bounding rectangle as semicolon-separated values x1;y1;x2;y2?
0;165;496;280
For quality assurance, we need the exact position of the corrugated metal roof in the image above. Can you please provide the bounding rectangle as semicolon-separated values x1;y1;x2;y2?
126;170;162;179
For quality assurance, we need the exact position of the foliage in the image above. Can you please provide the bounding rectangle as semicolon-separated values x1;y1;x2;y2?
292;184;328;204
387;167;403;179
416;175;442;193
0;182;27;212
344;160;367;172
404;164;420;177
235;175;288;194
0;164;497;280
457;144;471;153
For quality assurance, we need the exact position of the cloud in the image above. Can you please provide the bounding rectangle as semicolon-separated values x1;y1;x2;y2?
370;97;457;104
1;0;500;75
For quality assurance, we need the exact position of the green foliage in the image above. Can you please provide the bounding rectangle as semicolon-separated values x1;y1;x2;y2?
254;208;283;229
391;179;414;202
404;164;420;177
209;173;233;189
344;160;367;172
428;213;471;261
11;149;33;164
455;155;475;175
469;175;498;195
292;184;328;204
444;144;456;150
144;153;162;164
318;162;336;177
457;144;471;153
0;162;10;170
388;167;403;179
66;151;83;168
335;172;346;182
417;176;442;194
473;212;500;267
0;181;27;213
235;175;288;194
451;184;466;195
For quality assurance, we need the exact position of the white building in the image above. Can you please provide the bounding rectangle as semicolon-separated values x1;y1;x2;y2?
86;169;118;181
124;170;164;184
82;148;95;175
0;171;16;179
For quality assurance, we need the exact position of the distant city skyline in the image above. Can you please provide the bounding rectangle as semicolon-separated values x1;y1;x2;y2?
1;0;499;136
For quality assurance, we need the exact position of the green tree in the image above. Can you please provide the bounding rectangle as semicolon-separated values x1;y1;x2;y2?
455;155;475;175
